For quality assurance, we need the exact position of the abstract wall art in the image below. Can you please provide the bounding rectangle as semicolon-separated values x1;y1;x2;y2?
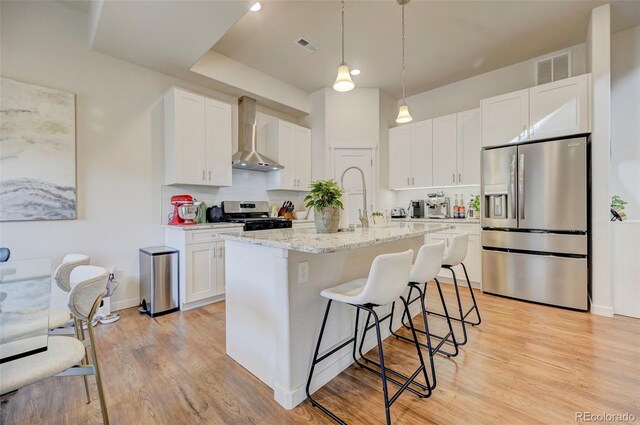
0;78;77;221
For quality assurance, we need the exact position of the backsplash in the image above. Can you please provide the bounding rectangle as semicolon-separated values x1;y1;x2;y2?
161;169;308;224
394;185;480;212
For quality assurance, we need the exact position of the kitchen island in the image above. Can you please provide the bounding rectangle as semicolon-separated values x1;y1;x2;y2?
219;222;452;409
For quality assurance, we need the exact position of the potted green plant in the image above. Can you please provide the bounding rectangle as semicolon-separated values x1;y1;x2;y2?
304;180;344;233
469;195;480;218
611;195;628;221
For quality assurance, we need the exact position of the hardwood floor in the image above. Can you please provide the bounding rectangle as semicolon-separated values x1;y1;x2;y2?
2;284;639;425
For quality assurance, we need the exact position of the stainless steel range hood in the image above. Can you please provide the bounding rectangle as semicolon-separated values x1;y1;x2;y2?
232;96;283;172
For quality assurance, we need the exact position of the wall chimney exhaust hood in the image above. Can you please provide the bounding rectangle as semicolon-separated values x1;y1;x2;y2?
232;96;283;172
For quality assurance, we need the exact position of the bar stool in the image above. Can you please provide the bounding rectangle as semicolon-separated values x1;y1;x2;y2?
425;233;481;346
0;265;110;424
383;242;458;391
305;249;430;425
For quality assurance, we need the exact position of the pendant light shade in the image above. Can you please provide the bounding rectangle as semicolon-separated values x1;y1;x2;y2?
396;104;412;124
395;0;412;124
333;64;355;92
333;0;355;92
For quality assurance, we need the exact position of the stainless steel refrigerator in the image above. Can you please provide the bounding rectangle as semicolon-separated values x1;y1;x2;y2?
481;135;589;310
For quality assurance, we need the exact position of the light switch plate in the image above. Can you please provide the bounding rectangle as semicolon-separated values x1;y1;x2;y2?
298;261;309;284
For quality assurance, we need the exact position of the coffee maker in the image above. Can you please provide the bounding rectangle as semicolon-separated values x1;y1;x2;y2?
410;200;425;218
168;194;198;225
426;192;451;218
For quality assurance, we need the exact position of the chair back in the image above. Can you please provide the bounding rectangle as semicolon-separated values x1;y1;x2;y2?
0;248;10;263
358;249;414;306
67;265;108;322
54;254;91;292
442;233;469;266
410;241;445;283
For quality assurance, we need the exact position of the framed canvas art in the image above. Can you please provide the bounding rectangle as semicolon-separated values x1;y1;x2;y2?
0;78;77;221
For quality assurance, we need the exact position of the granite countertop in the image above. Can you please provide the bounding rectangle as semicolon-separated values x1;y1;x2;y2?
219;222;454;254
163;223;244;231
391;217;480;224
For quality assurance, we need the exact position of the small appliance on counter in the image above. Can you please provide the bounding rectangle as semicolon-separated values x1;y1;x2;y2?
194;200;207;224
222;201;292;231
410;200;425;218
426;192;451;219
391;208;407;219
206;205;224;223
168;194;198;225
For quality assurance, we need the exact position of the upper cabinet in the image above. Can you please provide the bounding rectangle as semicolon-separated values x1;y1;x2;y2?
388;109;482;190
529;74;590;140
481;74;590;147
264;120;312;191
456;108;481;185
432;113;458;186
165;88;232;186
388;120;433;189
481;89;529;148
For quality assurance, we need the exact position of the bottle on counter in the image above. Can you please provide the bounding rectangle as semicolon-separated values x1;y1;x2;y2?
453;194;460;218
459;193;466;219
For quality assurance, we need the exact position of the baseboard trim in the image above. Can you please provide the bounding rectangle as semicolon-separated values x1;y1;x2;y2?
590;303;614;317
111;297;140;312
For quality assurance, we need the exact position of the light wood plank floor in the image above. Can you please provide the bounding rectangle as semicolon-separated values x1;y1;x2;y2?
2;284;639;425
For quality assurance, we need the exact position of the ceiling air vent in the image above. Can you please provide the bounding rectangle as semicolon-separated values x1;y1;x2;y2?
294;37;319;53
536;52;571;85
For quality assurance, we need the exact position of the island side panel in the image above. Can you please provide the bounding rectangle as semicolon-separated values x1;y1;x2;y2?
277;236;424;409
225;240;290;388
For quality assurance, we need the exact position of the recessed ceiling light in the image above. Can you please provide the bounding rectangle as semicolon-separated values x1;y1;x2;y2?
250;2;262;12
350;69;361;76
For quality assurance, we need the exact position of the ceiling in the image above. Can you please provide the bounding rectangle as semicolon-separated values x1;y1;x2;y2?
214;0;640;98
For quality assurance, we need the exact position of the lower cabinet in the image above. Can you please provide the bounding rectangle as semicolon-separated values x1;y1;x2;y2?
185;241;225;303
425;223;482;286
165;226;240;310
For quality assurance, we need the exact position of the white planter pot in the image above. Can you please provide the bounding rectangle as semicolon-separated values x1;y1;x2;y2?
314;207;340;234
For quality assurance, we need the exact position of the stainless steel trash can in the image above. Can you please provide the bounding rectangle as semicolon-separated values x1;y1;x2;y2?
139;246;179;317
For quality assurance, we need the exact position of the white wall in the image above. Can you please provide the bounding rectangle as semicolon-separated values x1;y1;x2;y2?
0;1;304;311
587;4;613;317
400;45;586;122
324;88;380;148
611;25;640;219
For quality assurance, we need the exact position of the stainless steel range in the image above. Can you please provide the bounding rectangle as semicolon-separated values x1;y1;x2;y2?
222;201;292;231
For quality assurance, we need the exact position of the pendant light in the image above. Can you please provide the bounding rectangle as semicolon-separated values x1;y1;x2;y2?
396;0;412;124
333;0;355;92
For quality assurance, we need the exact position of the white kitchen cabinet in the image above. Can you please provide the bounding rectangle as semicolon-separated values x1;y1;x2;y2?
165;87;232;186
432;113;458;186
388;125;412;189
388;120;433;189
425;223;481;286
481;89;529;147
456;109;481;185
165;226;241;310
265;120;312;191
529;74;590;140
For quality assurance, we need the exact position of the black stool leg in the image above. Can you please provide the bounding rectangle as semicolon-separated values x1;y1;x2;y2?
461;263;481;326
370;308;392;425
432;278;459;357
306;300;348;425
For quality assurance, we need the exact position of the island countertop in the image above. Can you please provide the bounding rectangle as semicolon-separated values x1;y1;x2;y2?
218;222;453;254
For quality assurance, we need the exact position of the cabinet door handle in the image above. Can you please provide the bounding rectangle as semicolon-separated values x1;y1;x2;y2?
452;173;455;183
530;125;535;136
202;170;205;181
208;170;212;181
407;177;410;185
412;177;415;185
212;247;217;258
459;173;462;183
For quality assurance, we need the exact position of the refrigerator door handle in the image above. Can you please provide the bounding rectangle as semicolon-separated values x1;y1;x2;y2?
519;153;525;220
509;154;517;219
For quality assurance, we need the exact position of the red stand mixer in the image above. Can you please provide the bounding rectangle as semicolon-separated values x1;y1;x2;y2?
168;194;198;225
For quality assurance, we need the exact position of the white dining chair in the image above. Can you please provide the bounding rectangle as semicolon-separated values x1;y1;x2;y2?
49;254;91;331
0;265;110;425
